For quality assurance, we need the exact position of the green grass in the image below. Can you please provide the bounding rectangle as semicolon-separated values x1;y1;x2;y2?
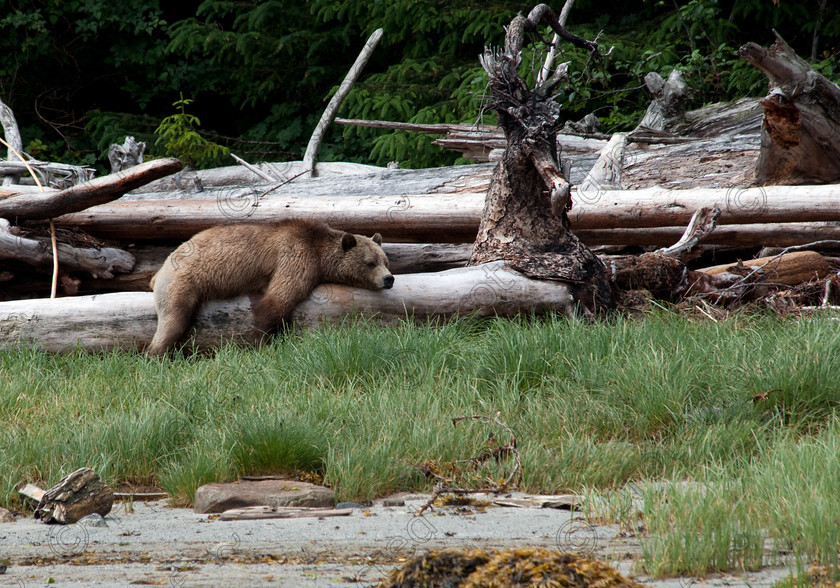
3;310;840;578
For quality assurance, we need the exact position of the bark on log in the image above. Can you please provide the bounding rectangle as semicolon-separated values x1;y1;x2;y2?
0;262;576;352
34;467;114;524
0;219;135;278
740;34;840;185
49;184;840;242
0;158;183;221
456;5;614;310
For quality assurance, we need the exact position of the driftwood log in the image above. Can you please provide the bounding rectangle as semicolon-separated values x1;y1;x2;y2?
0;262;577;352
34;467;114;525
48;184;840;242
740;34;840;185
0;219;135;278
0;157;183;221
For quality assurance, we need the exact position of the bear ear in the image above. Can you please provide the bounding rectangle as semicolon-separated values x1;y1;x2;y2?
371;233;383;245
341;233;357;251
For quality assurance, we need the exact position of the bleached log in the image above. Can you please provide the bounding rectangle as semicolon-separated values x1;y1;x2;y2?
0;158;182;221
577;222;840;247
51;184;840;242
577;132;627;199
0;219;135;278
0;262;576;353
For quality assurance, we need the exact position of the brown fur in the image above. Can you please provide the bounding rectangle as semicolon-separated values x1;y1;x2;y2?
147;220;393;355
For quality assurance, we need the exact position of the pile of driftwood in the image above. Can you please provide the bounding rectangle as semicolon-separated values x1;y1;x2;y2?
1;28;840;352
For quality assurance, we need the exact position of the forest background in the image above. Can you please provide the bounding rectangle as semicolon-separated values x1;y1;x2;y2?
1;0;837;174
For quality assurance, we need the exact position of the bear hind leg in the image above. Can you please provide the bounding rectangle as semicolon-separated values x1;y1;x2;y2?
147;290;200;356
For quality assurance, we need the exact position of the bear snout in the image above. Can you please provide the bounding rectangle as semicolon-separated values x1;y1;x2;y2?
383;274;395;289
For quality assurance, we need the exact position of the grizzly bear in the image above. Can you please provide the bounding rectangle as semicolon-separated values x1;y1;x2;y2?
147;220;394;355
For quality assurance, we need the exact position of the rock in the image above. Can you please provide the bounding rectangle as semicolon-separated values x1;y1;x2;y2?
78;513;107;527
382;499;406;507
335;501;365;510
0;506;14;523
194;479;334;514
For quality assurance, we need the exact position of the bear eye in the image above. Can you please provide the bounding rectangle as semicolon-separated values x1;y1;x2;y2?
367;262;376;269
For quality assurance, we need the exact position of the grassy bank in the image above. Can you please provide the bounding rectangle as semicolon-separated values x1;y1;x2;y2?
2;310;840;577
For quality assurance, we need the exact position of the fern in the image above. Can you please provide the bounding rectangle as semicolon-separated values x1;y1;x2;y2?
154;94;229;169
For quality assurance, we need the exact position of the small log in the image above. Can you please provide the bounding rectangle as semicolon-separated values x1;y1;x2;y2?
740;34;840;185
34;467;114;524
218;506;352;521
0;219;135;278
0;157;183;221
697;250;832;285
19;483;46;503
0;262;576;352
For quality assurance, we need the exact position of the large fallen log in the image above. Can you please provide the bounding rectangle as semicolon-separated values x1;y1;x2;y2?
0;262;576;352
48;184;840;242
0;219;135;278
0;158;183;221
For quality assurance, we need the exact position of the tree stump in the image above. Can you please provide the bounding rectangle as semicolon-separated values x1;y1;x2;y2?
740;34;840;185
34;467;114;524
468;4;613;311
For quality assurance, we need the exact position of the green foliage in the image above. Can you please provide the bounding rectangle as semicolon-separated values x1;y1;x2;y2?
154;94;229;168
0;1;838;169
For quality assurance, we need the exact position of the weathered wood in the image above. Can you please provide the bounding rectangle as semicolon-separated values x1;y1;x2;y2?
0;158;182;221
697;250;832;285
0;219;135;278
0;262;576;352
19;483;46;503
740;34;840;185
634;70;688;133
577;133;627;200
0;160;95;190
577;222;840;247
303;28;383;177
107;136;146;173
0;97;23;186
465;5;613;310
34;467;114;525
50;184;840;242
218;506;352;521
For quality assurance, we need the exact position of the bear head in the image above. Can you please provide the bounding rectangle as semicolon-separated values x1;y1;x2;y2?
332;232;394;290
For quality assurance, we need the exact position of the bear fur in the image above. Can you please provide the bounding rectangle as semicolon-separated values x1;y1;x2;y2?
147;220;393;355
